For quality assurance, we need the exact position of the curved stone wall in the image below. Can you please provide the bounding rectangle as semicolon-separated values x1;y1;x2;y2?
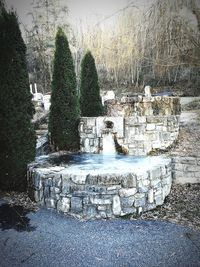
28;155;172;219
79;96;180;156
79;115;180;155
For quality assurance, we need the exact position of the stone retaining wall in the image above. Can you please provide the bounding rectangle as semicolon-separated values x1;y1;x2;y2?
28;158;172;219
79;115;180;156
105;96;181;117
172;156;200;184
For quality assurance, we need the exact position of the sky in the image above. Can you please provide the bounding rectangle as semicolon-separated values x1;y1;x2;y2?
5;0;153;29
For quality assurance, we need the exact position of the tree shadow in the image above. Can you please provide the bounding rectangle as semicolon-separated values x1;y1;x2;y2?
0;204;36;232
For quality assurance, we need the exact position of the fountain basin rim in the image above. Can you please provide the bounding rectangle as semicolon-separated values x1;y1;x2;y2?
28;153;172;218
30;154;171;177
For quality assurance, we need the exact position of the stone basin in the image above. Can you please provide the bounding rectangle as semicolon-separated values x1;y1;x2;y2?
28;153;172;219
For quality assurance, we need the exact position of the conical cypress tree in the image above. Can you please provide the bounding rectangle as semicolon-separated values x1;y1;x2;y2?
0;3;36;191
49;27;79;151
80;51;103;117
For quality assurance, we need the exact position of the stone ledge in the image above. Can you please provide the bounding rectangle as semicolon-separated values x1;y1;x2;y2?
172;156;200;184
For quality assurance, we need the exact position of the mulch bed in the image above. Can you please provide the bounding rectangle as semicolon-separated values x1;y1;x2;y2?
0;190;38;212
132;184;200;231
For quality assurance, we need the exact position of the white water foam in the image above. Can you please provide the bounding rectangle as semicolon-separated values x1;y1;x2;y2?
102;132;116;155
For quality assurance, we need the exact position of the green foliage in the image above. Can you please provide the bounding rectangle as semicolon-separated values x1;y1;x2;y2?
48;27;79;151
80;51;103;117
0;4;36;191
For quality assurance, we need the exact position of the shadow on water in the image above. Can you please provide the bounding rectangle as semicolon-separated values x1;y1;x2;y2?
0;204;36;232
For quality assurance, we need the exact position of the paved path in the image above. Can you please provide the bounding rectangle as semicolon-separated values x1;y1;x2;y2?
171;98;200;157
0;203;200;267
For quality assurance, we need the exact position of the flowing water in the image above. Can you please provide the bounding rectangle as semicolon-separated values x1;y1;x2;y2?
102;132;116;155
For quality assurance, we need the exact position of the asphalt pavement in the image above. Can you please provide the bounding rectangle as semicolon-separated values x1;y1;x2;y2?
0;201;200;267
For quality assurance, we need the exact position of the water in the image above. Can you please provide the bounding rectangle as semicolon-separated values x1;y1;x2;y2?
102;132;116;155
46;153;143;166
36;153;168;175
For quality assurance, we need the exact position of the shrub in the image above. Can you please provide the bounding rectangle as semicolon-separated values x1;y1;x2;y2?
0;3;36;191
80;51;103;117
48;27;79;151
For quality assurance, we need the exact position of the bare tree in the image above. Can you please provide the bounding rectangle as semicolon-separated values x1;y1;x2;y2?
77;0;200;95
24;0;71;93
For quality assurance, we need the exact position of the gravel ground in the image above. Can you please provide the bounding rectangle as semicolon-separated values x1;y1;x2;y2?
0;181;200;267
0;201;200;267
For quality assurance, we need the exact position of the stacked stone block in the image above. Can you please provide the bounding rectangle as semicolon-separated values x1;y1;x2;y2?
79;96;180;156
172;156;200;184
79;115;179;156
105;96;181;117
28;158;172;219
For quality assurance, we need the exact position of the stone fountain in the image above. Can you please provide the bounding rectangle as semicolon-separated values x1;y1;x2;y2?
28;87;181;219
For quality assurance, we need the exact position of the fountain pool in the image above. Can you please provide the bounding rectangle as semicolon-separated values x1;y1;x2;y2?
28;91;179;218
28;153;172;219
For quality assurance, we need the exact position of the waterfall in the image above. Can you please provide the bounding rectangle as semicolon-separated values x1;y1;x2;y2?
102;132;116;155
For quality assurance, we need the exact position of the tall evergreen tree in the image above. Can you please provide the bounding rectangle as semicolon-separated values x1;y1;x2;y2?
80;51;103;117
0;2;36;191
49;27;79;151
